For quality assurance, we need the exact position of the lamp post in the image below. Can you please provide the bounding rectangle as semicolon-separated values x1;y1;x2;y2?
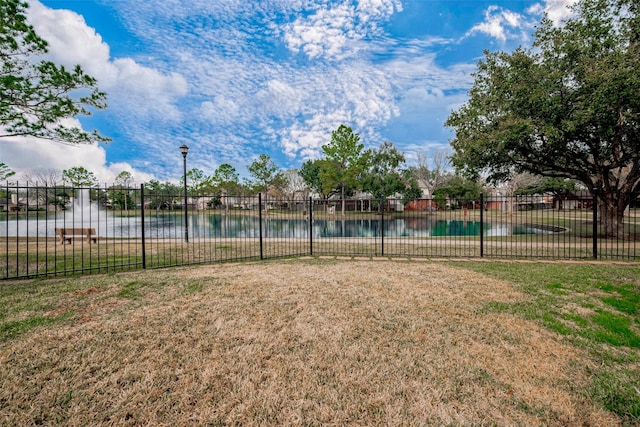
180;144;189;243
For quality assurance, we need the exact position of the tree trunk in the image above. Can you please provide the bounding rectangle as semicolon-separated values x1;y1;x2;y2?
341;186;346;216
597;193;626;238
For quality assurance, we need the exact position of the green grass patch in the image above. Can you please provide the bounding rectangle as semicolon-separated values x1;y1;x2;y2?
182;282;203;294
116;280;147;299
0;311;73;342
562;312;590;328
590;368;640;421
592;310;640;348
544;281;568;295
598;283;640;315
451;261;640;422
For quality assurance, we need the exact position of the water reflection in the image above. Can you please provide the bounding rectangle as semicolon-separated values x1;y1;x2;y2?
190;215;553;238
2;213;555;238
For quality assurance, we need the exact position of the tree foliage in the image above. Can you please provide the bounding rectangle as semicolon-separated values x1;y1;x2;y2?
434;175;484;208
0;162;15;181
299;127;422;212
182;168;208;196
318;125;370;215
248;154;286;193
108;189;134;211
515;177;581;196
144;180;180;210
299;159;327;197
115;171;133;188
0;0;108;144
205;164;242;208
212;164;239;191
62;166;97;187
446;0;640;236
111;171;134;210
361;142;420;210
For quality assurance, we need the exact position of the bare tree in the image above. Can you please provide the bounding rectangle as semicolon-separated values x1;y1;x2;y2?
498;172;542;214
22;168;63;208
23;168;62;186
414;149;450;197
283;169;308;209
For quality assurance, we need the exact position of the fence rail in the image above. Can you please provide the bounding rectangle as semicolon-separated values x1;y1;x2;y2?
1;183;638;279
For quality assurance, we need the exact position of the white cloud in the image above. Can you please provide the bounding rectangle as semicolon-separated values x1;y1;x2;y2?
466;5;531;42
107;58;187;121
1;132;154;185
527;0;578;25
278;110;355;160
256;80;304;118
266;61;402;159
282;0;402;59
200;97;240;125
26;0;187;121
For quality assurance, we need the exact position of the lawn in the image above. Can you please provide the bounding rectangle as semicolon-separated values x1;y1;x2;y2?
0;259;638;425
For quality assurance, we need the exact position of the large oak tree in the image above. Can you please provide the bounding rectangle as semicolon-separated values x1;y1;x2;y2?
446;0;640;236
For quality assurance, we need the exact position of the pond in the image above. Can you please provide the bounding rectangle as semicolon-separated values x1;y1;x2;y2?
186;215;556;238
2;213;558;239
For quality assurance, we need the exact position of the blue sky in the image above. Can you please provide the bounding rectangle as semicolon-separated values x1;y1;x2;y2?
2;0;576;183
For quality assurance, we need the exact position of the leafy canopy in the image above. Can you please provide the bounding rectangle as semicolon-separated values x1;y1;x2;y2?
115;171;133;187
447;0;639;187
0;162;15;181
361;141;421;206
248;154;286;193
318;125;370;209
446;0;640;235
62;166;97;187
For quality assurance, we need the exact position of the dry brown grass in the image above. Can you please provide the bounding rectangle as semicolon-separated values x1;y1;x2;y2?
0;260;619;425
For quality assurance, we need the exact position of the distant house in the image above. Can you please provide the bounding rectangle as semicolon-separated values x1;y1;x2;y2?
0;197;11;211
553;191;593;210
0;196;25;212
404;199;437;212
484;191;551;211
404;179;436;212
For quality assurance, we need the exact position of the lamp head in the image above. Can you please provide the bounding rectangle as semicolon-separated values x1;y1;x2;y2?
179;144;189;158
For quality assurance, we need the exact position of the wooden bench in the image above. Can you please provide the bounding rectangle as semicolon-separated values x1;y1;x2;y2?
55;228;98;245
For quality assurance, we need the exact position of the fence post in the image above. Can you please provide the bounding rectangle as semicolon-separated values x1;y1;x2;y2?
309;196;313;256
592;190;598;260
141;184;146;269
259;192;264;260
4;181;8;279
480;193;484;258
380;197;385;257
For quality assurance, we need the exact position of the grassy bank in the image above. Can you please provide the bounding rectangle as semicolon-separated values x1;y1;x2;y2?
0;259;638;425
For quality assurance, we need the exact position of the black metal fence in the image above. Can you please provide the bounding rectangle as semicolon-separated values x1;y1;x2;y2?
2;183;638;279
